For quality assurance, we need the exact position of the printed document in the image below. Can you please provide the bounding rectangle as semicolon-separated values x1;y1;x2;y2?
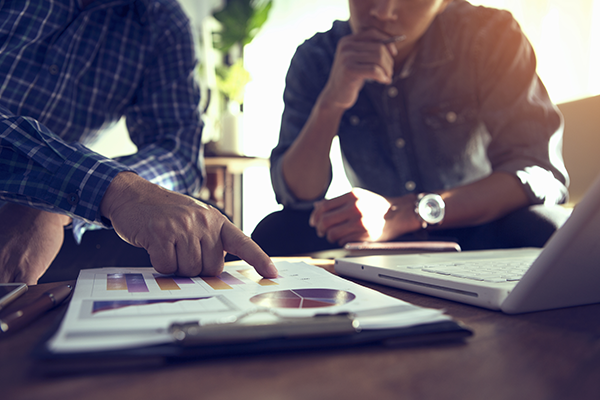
47;261;450;353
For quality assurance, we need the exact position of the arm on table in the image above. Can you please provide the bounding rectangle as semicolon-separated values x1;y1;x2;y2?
0;204;71;285
310;172;529;246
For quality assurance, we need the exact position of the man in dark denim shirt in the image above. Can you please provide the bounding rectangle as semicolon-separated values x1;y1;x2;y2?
252;0;570;256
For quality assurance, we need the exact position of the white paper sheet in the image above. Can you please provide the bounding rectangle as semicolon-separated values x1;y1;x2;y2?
47;261;449;353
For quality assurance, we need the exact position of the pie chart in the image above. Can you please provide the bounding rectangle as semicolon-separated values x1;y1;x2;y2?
249;289;356;309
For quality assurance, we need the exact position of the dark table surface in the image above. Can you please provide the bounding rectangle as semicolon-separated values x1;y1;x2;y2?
2;260;600;400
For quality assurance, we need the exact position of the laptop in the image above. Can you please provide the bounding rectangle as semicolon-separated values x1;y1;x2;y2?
335;175;600;314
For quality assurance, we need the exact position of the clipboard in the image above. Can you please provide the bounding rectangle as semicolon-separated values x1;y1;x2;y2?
32;308;471;375
32;263;473;374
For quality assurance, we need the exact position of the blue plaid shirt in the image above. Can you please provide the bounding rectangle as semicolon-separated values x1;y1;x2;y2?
0;0;203;239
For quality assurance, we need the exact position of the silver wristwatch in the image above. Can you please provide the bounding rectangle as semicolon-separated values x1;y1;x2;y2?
415;193;445;229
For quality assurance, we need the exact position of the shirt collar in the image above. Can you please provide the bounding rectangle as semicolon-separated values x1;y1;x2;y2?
413;11;454;70
397;10;454;79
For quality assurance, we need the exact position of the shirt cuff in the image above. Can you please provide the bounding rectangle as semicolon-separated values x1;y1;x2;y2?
496;162;568;205
270;157;326;209
45;143;133;225
70;217;105;244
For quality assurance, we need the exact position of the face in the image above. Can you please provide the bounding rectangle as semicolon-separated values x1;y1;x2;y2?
349;0;451;45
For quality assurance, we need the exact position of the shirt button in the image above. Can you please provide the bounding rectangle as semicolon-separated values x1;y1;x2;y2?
349;115;360;126
387;87;398;98
405;181;416;191
395;138;406;149
67;193;79;206
49;65;59;75
446;111;457;123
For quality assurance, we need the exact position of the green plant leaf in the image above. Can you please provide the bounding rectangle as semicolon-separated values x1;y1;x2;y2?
212;0;273;52
215;59;251;105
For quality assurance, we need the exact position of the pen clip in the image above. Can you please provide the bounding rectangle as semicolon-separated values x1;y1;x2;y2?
169;312;359;346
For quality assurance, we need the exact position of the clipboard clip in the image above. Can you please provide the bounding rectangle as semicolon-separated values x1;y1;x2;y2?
169;310;360;346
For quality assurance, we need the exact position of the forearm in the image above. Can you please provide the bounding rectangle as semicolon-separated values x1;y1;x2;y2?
384;172;530;239
281;97;346;201
1;202;72;229
100;171;149;222
437;172;530;229
0;203;71;284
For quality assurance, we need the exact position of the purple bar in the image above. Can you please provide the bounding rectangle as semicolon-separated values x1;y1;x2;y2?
125;273;149;293
219;271;245;285
172;276;194;284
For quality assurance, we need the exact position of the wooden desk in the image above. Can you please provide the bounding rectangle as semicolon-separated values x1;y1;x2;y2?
2;267;600;400
202;155;269;229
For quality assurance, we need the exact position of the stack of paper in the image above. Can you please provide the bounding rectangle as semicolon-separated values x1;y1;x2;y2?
47;261;451;353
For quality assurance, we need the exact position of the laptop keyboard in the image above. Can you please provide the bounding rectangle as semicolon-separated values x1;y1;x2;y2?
403;259;534;283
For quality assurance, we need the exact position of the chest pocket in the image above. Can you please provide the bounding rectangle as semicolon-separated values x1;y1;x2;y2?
339;113;381;134
421;100;478;131
417;98;490;186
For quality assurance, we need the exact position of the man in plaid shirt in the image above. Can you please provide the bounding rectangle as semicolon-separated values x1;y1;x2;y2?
0;0;277;284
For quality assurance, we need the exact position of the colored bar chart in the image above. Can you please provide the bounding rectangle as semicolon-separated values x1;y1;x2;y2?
107;273;197;293
92;298;207;314
237;269;278;286
125;274;149;292
105;270;282;294
202;277;232;290
153;274;194;291
200;270;279;290
220;272;245;285
89;295;235;317
106;274;127;291
107;273;149;293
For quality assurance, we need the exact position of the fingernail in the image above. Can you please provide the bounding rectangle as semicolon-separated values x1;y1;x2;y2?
266;262;278;277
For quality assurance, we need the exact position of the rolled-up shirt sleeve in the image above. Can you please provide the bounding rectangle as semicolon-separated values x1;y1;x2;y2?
270;42;334;209
476;10;569;205
0;106;131;226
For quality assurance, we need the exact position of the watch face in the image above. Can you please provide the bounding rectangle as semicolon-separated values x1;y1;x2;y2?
417;194;445;225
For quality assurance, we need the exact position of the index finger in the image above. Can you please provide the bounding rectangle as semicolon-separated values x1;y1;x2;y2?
350;29;401;58
351;28;393;42
220;220;278;278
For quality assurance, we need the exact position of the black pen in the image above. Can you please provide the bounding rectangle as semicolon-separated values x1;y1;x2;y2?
0;284;73;334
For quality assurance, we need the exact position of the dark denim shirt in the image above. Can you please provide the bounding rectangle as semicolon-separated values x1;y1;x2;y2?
271;0;569;209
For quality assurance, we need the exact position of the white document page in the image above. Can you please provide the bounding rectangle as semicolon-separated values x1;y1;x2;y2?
47;261;449;353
